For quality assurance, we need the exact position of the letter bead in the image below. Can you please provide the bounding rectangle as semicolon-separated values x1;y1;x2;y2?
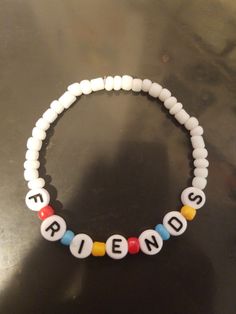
181;187;206;209
163;211;187;236
92;242;106;256
41;215;66;241
70;234;93;258
106;234;128;259
180;206;196;221
128;237;140;254
25;188;50;211
139;230;163;255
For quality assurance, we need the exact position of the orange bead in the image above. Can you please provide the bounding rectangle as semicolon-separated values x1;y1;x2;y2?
92;242;106;257
180;205;196;221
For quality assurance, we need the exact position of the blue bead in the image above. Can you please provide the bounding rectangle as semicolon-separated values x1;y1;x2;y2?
155;224;170;240
60;230;75;246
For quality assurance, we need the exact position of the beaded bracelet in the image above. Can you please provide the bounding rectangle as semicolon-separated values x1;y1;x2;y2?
24;75;209;260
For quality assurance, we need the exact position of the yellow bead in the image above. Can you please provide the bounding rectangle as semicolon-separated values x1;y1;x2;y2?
181;205;196;221
92;242;106;257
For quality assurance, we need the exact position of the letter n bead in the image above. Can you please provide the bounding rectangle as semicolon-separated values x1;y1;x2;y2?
139;230;163;255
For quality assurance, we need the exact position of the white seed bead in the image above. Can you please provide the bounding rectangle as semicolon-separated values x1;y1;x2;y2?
159;88;171;102
113;76;122;91
24;160;40;170
50;100;64;114
106;234;128;259
185;117;199;130
192;177;207;190
104;76;114;91
193;148;208;159
43;108;58;123
58;91;76;109
25;188;50;211
149;82;162;98
194;168;208;178
24;169;39;181
164;96;177;109
70;234;93;258
175;109;190;125
41;215;67;241
25;150;39;161
194;158;209;168
169;102;183;115
190;126;204;136
139;229;163;255
121;75;133;91
191;136;205;149
163;211;187;236
80;80;92;95
181;187;206;209
141;79;152;92
132;78;142;92
27;137;42;151
32;127;46;140
28;178;45;189
67;82;82;96
36;118;50;131
90;77;105;92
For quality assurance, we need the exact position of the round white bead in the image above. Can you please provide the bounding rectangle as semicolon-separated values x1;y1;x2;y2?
50;100;64;114
163;211;187;236
28;178;45;189
191;136;205;149
175;109;190;125
139;229;163;255
67;82;82;96
25;150;39;161
25;188;50;211
194;158;209;168
190;126;204;136
24;169;39;181
169;102;183;115
185;117;199;130
194;168;208;178
32;127;46;140
91;77;105;92
80;80;92;95
24;160;40;170
181;187;206;209
43;108;58;123
121;75;133;91
149;82;162;98
141;79;152;92
104;76;114;91
192;177;207;190
164;96;177;109
70;234;93;258
193;148;208;159
106;234;128;260
58;91;76;109
27;137;42;151
113;76;122;91
41;215;66;241
132;78;142;92
159;88;171;102
36;118;50;131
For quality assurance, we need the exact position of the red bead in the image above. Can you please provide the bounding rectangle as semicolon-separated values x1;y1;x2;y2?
128;237;140;254
38;205;55;220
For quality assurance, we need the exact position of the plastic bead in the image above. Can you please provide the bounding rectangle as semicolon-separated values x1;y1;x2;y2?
36;118;50;131
58;91;76;109
60;230;75;246
24;169;39;181
132;78;142;92
104;76;114;91
194;158;209;168
50;100;64;114
25;150;39;161
185;117;199;131
24;160;40;170
27;137;42;151
155;224;170;240
121;75;133;91
25;188;50;211
194;168;208;178
91;77;105;92
159;88;171;102
41;215;66;241
181;187;206;209
190;126;204;136
191;136;205;149
42;108;58;123
164;96;177;109
141;79;152;92
192;177;207;190
38;205;55;220
193;148;208;159
28;178;45;189
80;80;92;95
163;211;187;236
149;82;162;98
67;82;82;96
32;127;46;140
113;76;122;91
139;229;163;255
180;205;196;221
169;102;183;115
175;109;190;125
128;237;140;254
106;234;128;259
92;242;106;256
70;234;93;258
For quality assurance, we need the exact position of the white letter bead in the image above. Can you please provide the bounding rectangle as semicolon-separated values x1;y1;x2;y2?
106;234;128;259
25;150;39;161
50;100;64;114
104;76;114;91
121;75;133;91
194;158;209;168
194;168;208;178
27;137;42;151
185;117;199;130
191;136;205;149
25;188;50;211
132;78;142;92
175;109;190;125
113;76;122;91
149;83;162;98
193;148;208;159
58;91;76;109
139;229;163;255
192;177;207;190
70;234;93;258
28;178;45;189
169;102;183;115
67;82;82;96
24;160;40;170
164;96;177;109
41;215;66;241
181;187;206;209
42;108;58;123
159;88;171;102
24;169;39;181
36;118;50;131
163;211;187;236
91;77;105;91
80;80;92;95
32;127;46;140
141;79;152;92
190;126;204;136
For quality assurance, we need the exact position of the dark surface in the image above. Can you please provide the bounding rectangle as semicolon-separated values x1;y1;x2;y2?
0;1;236;313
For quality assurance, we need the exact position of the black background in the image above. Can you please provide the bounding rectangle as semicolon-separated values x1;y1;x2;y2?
0;1;236;314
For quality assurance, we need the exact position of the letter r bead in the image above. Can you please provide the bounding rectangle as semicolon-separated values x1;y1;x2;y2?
41;215;67;241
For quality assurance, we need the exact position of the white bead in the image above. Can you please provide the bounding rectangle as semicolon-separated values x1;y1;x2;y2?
113;76;122;91
91;77;105;92
149;82;162;98
193;148;208;159
175;109;190;125
27;137;42;151
106;234;128;259
132;78;142;92
194;168;208;178
24;160;40;170
24;169;39;181
104;76;114;91
164;96;177;109
50;100;64;114
58;91;76;109
159;88;171;102
169;102;183;115
163;211;187;236
70;234;93;258
41;215;66;241
181;187;206;209
139;229;163;255
67;82;82;96
141;79;152;92
185;117;199;130
194;158;209;168
191;136;205;149
25;150;39;161
25;188;50;211
190;126;204;136
42;108;58;123
80;80;92;95
121;75;133;91
192;177;207;190
35;118;50;131
28;178;45;189
32;127;46;140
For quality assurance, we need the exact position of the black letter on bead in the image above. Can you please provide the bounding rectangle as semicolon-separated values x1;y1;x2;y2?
144;236;159;252
188;192;202;205
45;221;60;237
168;217;183;231
78;240;85;254
112;239;122;254
28;193;43;203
